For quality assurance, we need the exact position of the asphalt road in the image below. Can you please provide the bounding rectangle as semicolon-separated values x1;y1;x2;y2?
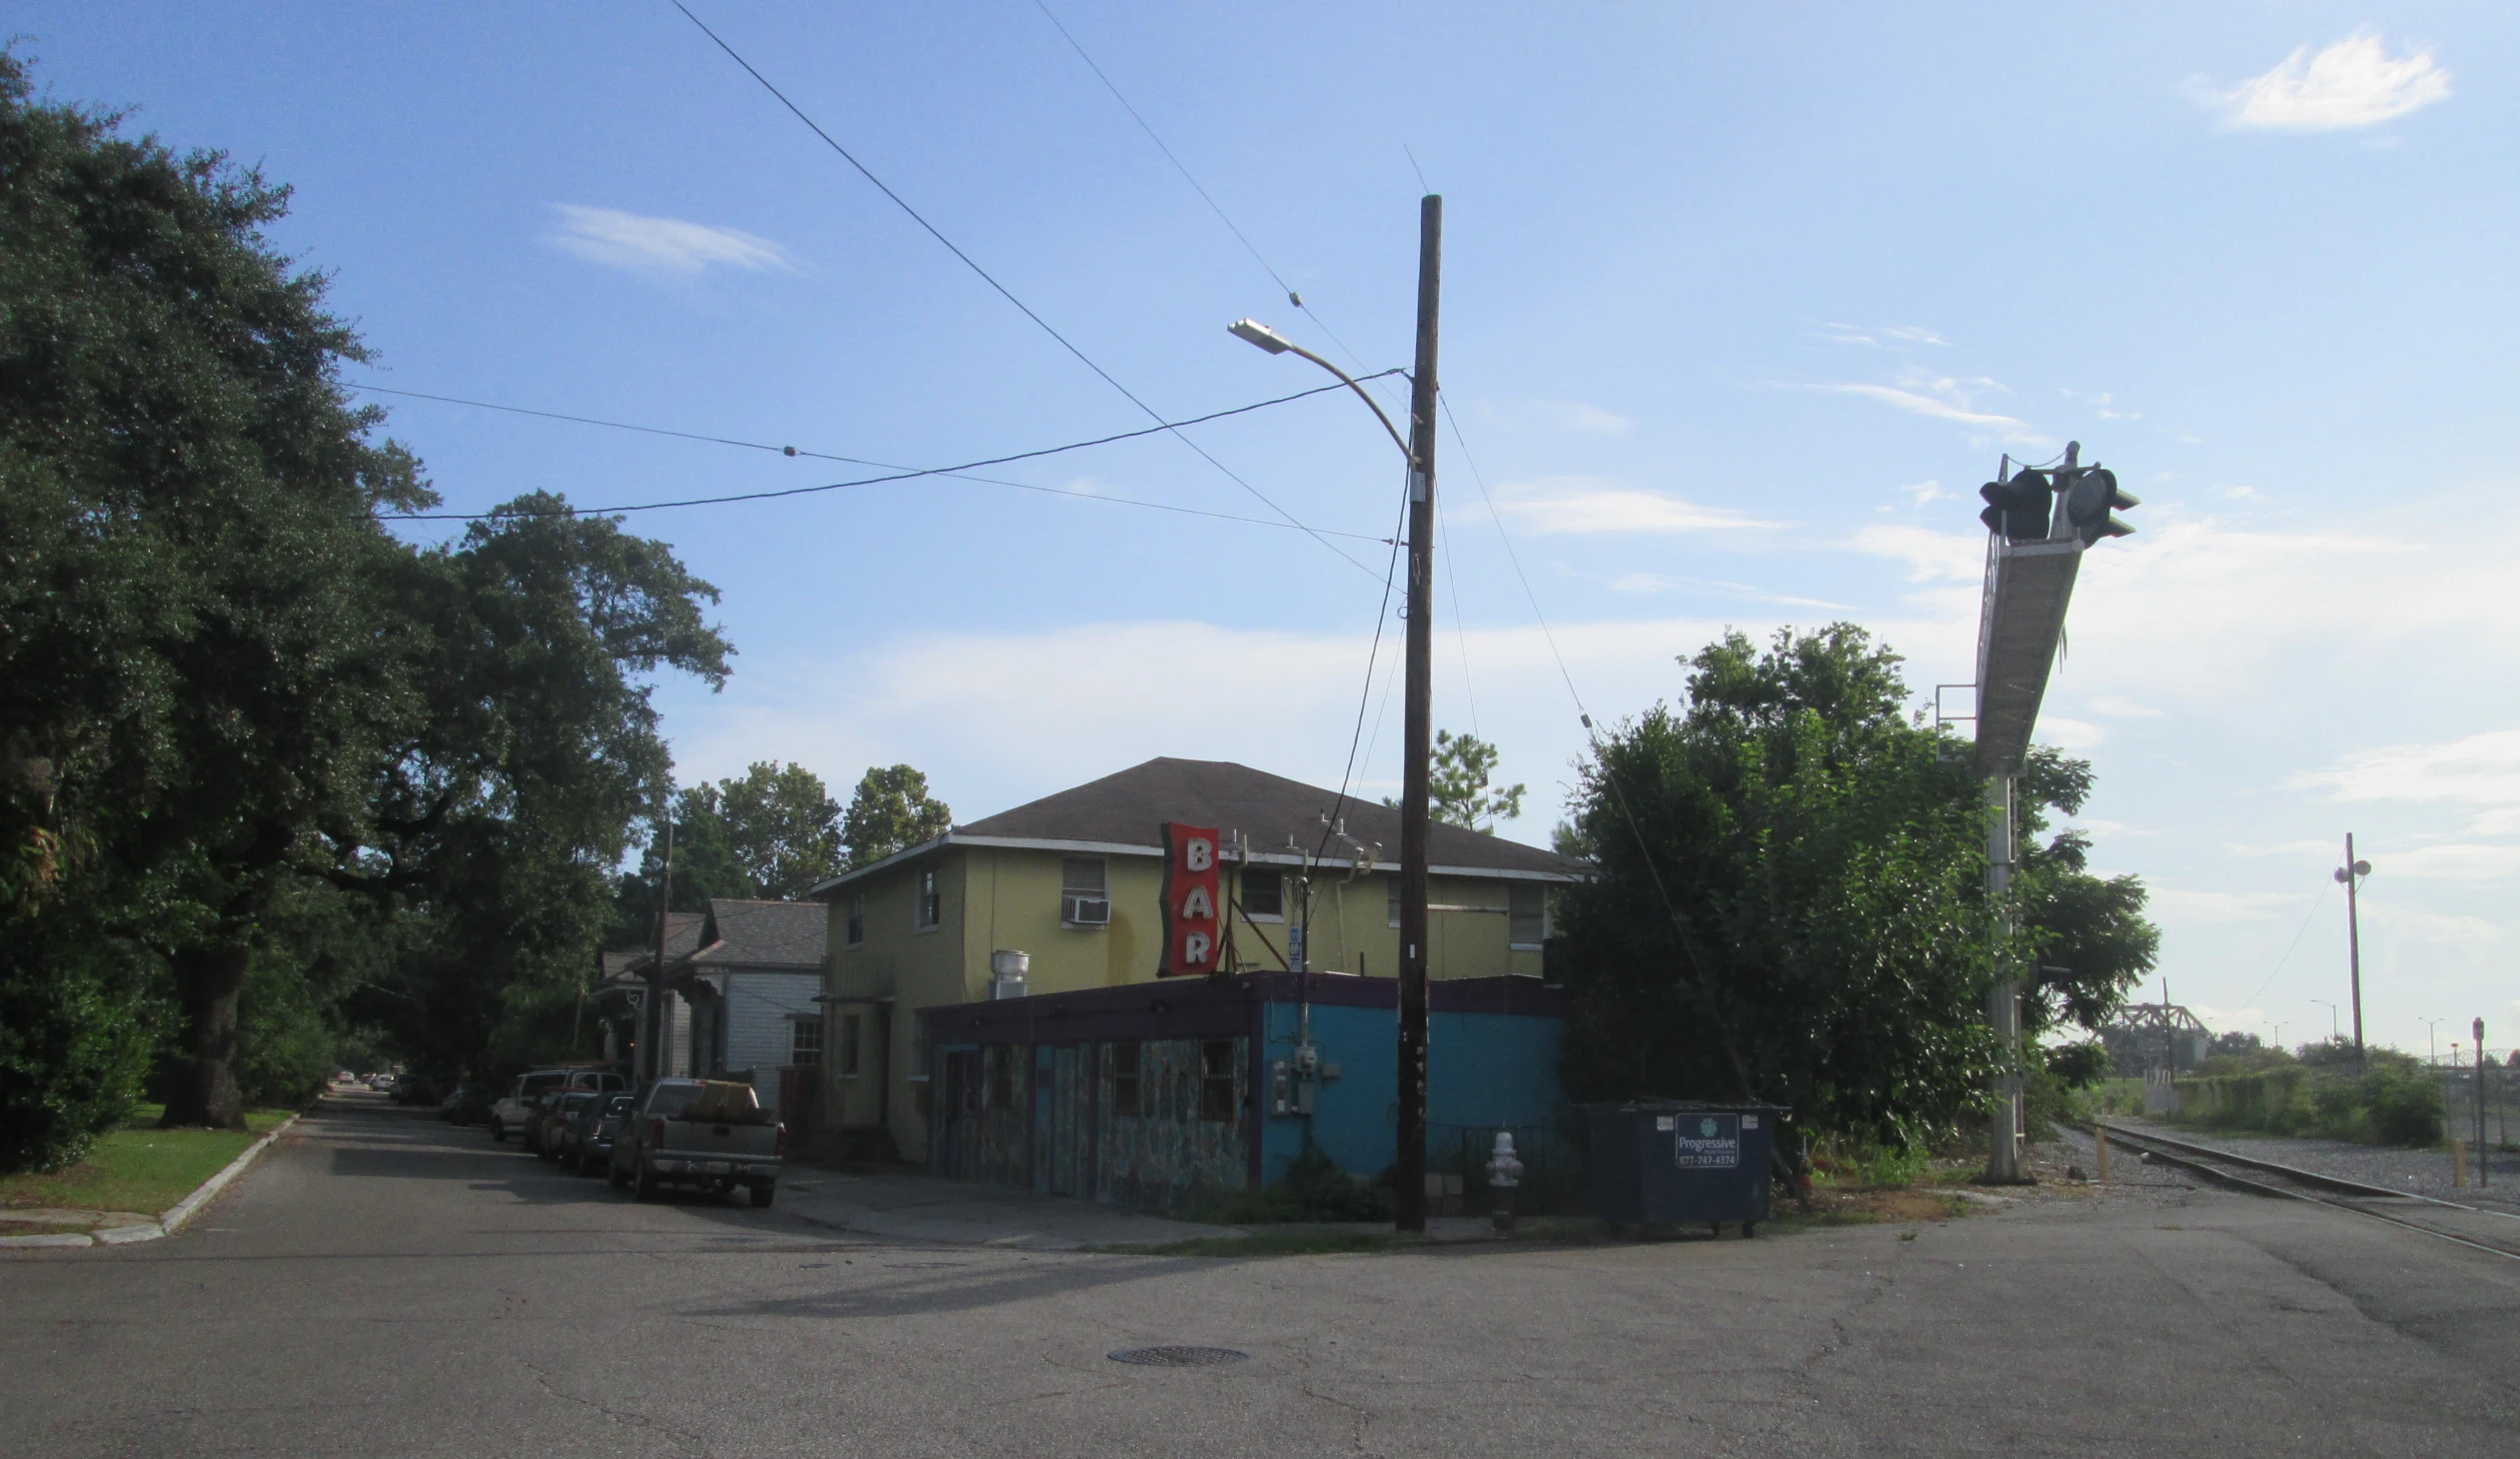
4;1095;2517;1457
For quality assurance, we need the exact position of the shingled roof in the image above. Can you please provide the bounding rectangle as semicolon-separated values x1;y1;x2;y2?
819;757;1580;891
690;898;826;970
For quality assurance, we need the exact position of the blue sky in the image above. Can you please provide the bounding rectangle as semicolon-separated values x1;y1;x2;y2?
23;3;2518;1057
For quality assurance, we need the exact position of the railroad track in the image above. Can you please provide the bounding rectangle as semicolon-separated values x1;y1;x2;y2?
2090;1121;2520;1262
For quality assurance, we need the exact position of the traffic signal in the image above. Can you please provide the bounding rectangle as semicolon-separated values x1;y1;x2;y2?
2060;467;2138;545
1978;470;2054;542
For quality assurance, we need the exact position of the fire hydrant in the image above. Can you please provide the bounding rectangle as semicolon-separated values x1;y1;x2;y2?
1485;1131;1525;1233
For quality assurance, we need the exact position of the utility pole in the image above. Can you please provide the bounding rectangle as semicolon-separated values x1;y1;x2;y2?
2475;1017;2489;1189
1984;771;2022;1181
1395;193;1442;1234
644;814;673;1087
2338;834;2369;1072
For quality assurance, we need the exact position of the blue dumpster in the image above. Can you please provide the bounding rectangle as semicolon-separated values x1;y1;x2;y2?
1587;1100;1782;1235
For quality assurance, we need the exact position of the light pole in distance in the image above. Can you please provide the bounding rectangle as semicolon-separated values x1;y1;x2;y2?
2335;838;2371;1072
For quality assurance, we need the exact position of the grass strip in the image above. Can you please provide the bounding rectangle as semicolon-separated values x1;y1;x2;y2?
0;1104;293;1216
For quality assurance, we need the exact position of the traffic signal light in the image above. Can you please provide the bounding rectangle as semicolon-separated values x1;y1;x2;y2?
1978;470;2054;542
2060;467;2138;545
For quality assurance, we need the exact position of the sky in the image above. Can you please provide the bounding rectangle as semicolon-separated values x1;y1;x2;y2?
19;2;2517;1058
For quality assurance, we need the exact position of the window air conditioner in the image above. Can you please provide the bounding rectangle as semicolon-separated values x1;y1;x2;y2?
1063;894;1111;926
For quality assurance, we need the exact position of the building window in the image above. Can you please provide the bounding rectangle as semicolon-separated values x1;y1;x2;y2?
915;868;940;931
1198;1039;1237;1121
837;1013;862;1078
1110;1040;1140;1117
1386;873;1401;928
987;1046;1016;1111
1061;856;1108;926
1509;882;1548;949
790;1016;823;1066
845;893;865;947
1240;866;1283;920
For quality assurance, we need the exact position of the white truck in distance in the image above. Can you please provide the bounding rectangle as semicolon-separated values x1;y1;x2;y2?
609;1078;784;1207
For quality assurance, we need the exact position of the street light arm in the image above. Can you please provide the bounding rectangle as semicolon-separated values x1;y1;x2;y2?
1227;319;1413;463
1283;341;1414;465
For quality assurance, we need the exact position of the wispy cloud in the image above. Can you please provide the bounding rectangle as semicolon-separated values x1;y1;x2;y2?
2289;730;2520;810
1609;573;1849;610
1476;400;1634;437
547;204;798;276
1823;323;1946;350
1803;378;2053;449
2202;32;2452;132
2090;697;2164;720
2146;887;2307;925
1490;477;1779;536
1841;523;1984;584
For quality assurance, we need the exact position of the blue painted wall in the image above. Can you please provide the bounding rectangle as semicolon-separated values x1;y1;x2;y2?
1256;996;1565;1185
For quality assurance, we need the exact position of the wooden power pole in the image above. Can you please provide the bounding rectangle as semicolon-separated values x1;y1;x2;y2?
1396;194;1442;1233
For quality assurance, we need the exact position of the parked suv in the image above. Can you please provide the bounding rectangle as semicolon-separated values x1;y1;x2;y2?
489;1068;623;1146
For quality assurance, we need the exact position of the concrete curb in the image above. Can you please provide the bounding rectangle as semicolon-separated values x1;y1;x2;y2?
0;1113;300;1251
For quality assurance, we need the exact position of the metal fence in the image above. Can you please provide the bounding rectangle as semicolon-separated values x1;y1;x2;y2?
2436;1060;2516;1154
1425;1120;1593;1217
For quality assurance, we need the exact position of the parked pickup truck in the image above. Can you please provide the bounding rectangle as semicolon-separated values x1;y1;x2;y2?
609;1078;783;1207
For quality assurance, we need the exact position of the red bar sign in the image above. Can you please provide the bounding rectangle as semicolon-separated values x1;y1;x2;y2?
1159;822;1222;976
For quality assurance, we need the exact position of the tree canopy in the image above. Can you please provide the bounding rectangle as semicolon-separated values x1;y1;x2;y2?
1551;625;2156;1152
841;764;953;868
1389;730;1525;833
0;53;729;1164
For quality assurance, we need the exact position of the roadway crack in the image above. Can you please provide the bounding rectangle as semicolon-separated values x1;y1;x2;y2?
524;1360;708;1455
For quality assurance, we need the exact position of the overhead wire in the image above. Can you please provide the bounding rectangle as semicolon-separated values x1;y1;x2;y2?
668;0;1374;579
372;373;1405;530
1016;0;1431;840
1023;3;1377;375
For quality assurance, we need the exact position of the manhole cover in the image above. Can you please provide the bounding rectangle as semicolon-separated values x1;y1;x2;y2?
1108;1346;1250;1367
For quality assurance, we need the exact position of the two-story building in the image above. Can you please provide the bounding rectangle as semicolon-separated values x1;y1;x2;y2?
808;756;1584;1206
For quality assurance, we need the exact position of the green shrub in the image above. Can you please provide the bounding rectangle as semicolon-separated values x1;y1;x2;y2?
1197;1143;1397;1224
234;953;336;1109
2172;1062;2440;1147
0;926;163;1172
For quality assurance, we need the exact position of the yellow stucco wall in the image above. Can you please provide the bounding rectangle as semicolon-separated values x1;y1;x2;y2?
822;842;1557;1162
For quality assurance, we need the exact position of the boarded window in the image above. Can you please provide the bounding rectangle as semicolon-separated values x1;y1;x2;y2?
1509;882;1547;948
1198;1040;1237;1121
845;894;865;947
1110;1040;1140;1117
1386;873;1401;928
1062;856;1106;895
837;1013;862;1077
790;1016;823;1066
1241;867;1283;919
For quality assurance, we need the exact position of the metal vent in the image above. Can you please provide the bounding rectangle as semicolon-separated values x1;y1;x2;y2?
1108;1346;1249;1367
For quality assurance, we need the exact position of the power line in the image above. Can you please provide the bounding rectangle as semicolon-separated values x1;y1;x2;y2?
377;374;1406;530
1314;479;1411;865
1025;0;1372;374
668;0;1371;578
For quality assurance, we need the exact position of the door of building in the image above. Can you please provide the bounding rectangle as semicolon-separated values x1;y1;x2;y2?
1047;1046;1082;1197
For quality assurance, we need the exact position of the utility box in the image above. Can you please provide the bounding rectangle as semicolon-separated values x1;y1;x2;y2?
1587;1100;1781;1234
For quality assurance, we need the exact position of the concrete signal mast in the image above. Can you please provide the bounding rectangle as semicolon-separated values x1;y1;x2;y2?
1970;443;2138;1182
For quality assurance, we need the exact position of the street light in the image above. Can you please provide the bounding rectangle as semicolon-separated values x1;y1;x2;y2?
2312;998;2340;1042
2335;838;2372;1071
2425;1016;2448;1065
1225;195;1445;1233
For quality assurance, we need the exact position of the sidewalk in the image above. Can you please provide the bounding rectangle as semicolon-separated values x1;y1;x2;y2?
775;1166;1236;1249
772;1165;1513;1250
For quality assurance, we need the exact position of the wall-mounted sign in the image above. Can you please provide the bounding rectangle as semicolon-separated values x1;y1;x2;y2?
1159;821;1221;976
